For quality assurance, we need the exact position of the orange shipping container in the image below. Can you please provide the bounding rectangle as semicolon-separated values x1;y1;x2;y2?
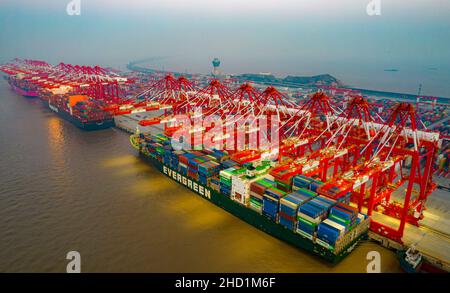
68;95;88;107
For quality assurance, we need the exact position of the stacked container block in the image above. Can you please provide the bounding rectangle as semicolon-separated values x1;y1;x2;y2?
219;167;237;197
279;190;315;231
297;191;335;239
263;187;286;221
198;160;221;185
249;178;275;214
328;203;359;232
293;175;313;190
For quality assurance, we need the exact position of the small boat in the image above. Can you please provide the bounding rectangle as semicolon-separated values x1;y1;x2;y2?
397;246;423;273
397;245;448;273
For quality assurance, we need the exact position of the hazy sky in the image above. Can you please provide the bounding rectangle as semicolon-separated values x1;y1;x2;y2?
1;0;449;96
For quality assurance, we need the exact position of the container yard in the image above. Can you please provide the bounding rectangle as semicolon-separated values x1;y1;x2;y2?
0;58;449;273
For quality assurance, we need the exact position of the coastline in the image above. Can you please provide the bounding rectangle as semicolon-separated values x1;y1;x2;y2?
127;61;450;104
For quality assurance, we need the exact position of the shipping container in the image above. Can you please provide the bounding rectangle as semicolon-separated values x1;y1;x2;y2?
293;175;312;190
262;187;287;221
279;190;316;231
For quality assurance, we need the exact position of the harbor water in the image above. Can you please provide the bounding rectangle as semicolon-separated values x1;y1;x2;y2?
0;79;401;272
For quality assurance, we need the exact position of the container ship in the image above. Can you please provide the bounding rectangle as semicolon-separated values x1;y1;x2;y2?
130;133;370;263
7;74;40;98
42;94;115;130
0;59;51;97
1;59;130;130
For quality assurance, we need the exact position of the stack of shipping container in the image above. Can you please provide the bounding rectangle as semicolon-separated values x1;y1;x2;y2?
316;203;361;249
297;194;335;240
263;187;287;221
249;178;276;214
198;160;221;185
219;167;237;197
279;190;315;231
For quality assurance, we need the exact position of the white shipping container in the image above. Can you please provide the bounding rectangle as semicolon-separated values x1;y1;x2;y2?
297;212;321;224
323;219;346;236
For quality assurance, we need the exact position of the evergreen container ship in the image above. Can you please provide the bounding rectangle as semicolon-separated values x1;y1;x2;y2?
130;133;370;263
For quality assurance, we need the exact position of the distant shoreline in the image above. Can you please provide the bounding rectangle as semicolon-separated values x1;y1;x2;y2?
348;87;449;104
127;61;450;104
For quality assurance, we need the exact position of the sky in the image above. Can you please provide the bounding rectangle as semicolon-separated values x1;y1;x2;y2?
1;0;449;97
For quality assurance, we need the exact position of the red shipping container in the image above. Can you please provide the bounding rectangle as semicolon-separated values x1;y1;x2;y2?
250;182;267;195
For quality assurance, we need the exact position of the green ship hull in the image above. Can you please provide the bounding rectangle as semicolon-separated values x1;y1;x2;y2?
132;136;370;264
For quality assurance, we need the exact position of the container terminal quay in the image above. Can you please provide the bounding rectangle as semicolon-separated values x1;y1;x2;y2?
1;58;449;273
